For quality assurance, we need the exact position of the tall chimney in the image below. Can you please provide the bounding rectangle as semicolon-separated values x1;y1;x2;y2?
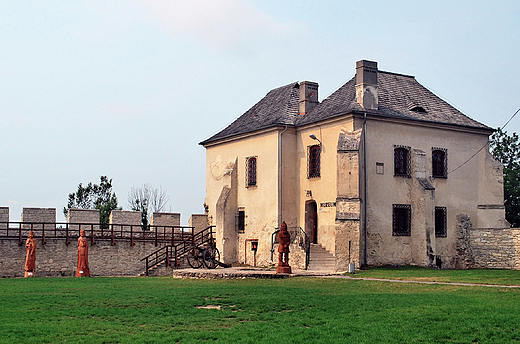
299;81;319;115
355;60;378;110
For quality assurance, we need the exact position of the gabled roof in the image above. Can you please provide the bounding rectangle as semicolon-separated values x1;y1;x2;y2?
200;69;491;146
200;83;300;145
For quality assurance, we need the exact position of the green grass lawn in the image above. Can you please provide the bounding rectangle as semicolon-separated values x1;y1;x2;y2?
1;270;520;343
351;266;520;286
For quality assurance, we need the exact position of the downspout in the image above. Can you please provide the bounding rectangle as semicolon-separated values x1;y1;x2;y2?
278;125;288;228
363;113;368;266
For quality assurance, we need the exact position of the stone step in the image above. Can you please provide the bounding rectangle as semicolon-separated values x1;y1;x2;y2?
307;243;336;271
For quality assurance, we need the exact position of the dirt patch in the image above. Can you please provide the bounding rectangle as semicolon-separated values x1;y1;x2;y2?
196;305;221;310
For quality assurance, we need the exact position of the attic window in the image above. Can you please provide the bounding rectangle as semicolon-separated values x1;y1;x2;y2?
410;106;427;113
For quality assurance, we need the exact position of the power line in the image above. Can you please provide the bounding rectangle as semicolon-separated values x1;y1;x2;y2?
448;108;520;175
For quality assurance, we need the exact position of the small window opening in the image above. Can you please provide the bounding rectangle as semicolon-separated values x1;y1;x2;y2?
435;206;447;238
411;106;427;113
237;209;245;233
393;204;411;236
308;145;321;178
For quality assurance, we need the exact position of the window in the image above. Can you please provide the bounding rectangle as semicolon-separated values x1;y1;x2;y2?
432;148;447;178
237;209;245;233
435;207;447;237
393;204;411;236
308;145;321;178
410;106;427;113
246;156;257;187
394;146;411;177
376;162;384;174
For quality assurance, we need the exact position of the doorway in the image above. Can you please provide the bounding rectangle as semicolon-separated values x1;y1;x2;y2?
305;200;318;244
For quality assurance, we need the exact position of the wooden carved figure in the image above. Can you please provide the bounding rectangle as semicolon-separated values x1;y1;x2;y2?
76;230;90;277
24;231;36;277
276;221;292;274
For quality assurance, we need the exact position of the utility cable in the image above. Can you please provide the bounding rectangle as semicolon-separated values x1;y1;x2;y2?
448;108;520;175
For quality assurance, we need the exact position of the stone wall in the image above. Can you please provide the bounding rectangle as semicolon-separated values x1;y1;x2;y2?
189;214;209;234
0;237;161;278
0;207;8;230
109;210;142;231
513;229;520;269
150;212;180;230
67;209;100;231
469;227;516;269
21;208;56;230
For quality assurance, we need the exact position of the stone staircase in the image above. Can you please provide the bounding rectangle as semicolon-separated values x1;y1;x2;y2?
307;243;336;271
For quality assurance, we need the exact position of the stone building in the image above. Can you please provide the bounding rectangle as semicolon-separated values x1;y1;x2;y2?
200;59;510;271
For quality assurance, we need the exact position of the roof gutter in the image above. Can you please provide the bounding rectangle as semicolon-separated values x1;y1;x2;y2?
278;125;288;228
363;113;368;267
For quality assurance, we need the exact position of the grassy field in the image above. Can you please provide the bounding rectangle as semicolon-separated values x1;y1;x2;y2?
1;268;520;343
351;266;520;286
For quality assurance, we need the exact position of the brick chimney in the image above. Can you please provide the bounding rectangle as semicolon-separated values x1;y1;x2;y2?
299;81;319;115
355;60;378;110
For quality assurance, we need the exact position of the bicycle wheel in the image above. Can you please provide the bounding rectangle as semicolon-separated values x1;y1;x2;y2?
187;247;203;268
203;246;220;269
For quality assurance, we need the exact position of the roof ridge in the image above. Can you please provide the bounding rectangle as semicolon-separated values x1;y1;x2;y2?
379;70;415;78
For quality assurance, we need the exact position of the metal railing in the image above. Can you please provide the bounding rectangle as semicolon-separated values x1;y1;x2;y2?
0;221;195;247
140;226;215;276
270;226;310;269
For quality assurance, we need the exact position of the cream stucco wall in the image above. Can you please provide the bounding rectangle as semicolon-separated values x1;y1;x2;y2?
204;129;283;266
362;117;505;268
204;114;506;270
296;119;355;254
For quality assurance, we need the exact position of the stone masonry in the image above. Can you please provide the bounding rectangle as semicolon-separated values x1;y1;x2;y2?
67;209;100;231
109;210;142;231
0;207;8;230
0;238;160;278
469;227;516;269
21;208;56;231
189;214;209;234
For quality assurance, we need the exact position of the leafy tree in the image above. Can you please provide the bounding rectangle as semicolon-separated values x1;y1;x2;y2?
490;128;520;227
127;184;170;227
64;176;121;225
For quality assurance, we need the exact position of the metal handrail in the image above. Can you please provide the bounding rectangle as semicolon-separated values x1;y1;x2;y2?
0;221;194;247
140;226;215;276
270;226;309;268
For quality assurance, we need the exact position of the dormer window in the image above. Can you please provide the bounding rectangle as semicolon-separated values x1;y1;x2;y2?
410;106;427;113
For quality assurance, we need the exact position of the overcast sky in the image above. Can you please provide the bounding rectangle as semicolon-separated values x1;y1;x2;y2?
1;1;519;223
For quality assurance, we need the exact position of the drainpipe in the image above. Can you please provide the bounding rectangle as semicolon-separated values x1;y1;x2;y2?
278;126;288;228
363;113;368;267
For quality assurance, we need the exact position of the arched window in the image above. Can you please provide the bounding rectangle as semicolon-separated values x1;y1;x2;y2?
432;149;447;178
394;146;410;177
308;145;321;178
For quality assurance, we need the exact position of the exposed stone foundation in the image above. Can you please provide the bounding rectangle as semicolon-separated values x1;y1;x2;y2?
469;228;517;269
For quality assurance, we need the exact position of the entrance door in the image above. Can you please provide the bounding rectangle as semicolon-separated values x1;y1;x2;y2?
305;201;318;244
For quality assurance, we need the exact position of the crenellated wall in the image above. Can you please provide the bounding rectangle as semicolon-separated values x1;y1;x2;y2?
0;238;160;278
0;206;199;277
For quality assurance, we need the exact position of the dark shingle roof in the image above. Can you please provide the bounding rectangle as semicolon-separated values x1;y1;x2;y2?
298;71;489;129
201;70;490;146
200;83;300;145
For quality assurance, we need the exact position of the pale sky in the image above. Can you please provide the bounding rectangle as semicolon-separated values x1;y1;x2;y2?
1;1;519;223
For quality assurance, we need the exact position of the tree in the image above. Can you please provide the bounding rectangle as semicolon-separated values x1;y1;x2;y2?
490;128;520;227
127;184;170;227
64;176;121;225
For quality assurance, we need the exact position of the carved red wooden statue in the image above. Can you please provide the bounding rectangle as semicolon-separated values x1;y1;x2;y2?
76;229;90;277
24;231;36;277
277;221;292;274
